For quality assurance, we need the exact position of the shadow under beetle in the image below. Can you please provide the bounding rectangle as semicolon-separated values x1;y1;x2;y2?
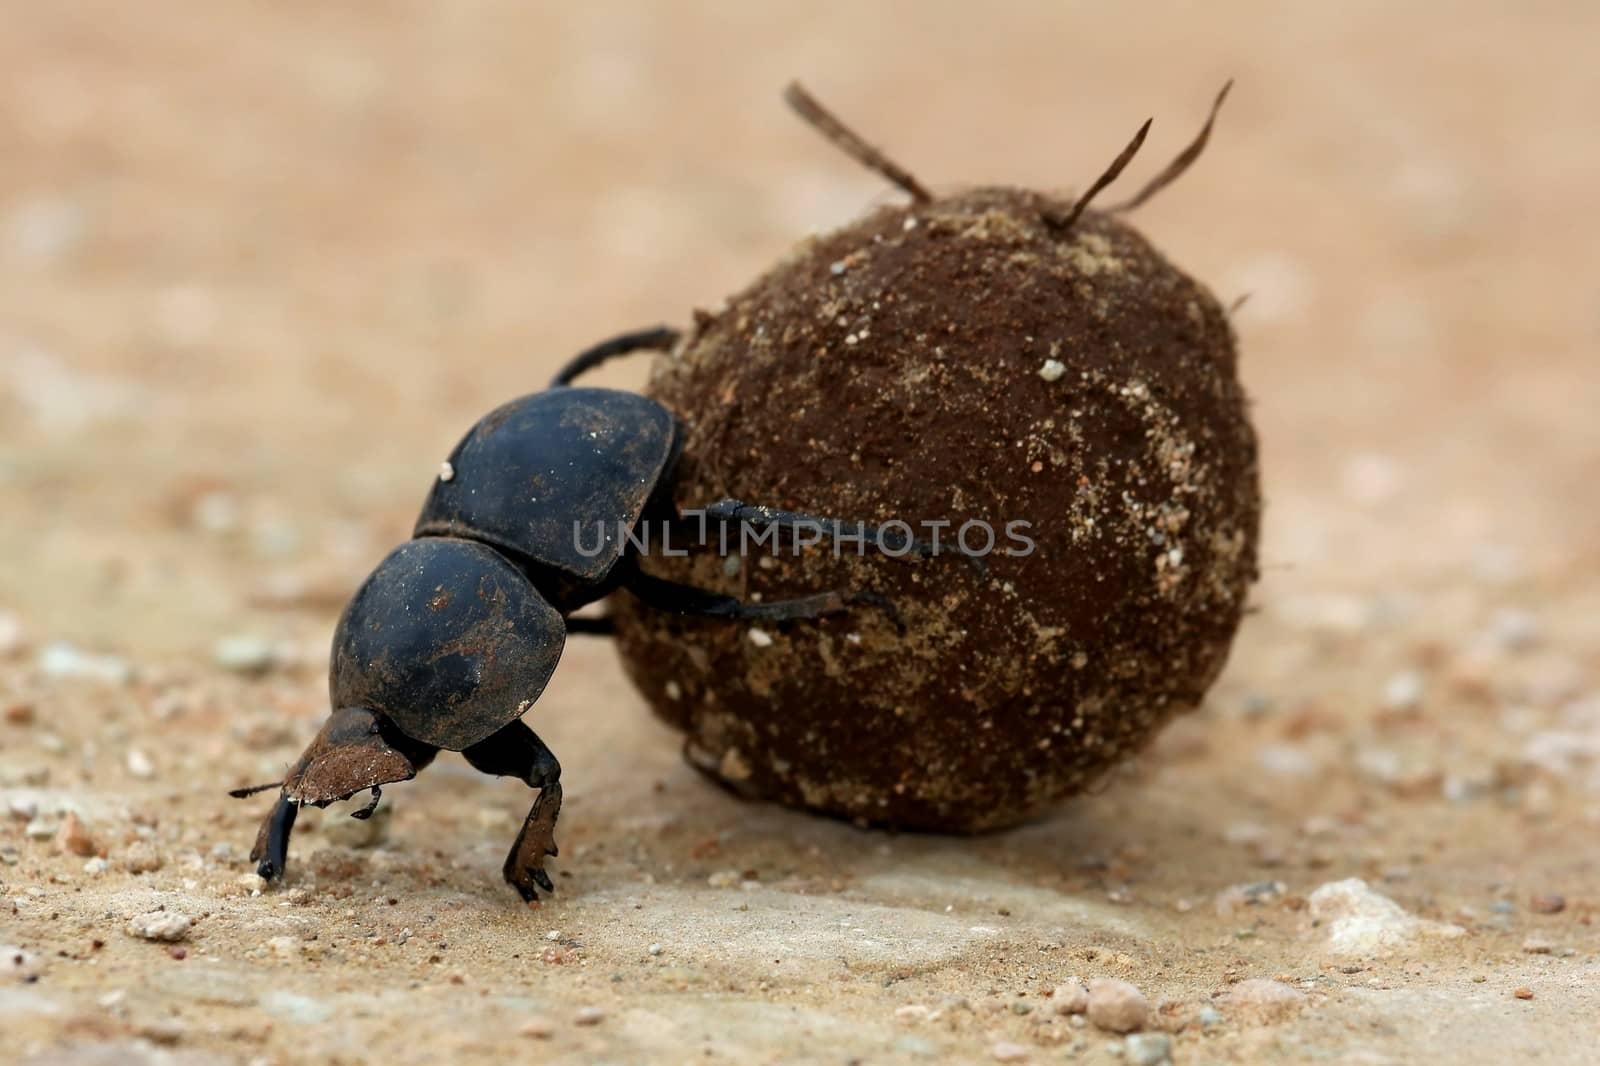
230;327;937;900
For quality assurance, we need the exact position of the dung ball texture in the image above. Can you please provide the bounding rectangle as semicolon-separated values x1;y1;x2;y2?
612;186;1260;831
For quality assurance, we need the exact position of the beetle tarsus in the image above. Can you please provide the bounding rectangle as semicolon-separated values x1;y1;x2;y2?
350;786;382;820
461;721;564;900
503;781;563;901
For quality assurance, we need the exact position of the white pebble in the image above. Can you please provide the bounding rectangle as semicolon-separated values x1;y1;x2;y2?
647;943;662;956
1124;1032;1173;1066
1308;878;1463;957
438;461;455;482
3;945;42;982
1038;359;1067;382
1489;608;1539;652
747;628;774;648
38;642;132;685
126;748;155;779
191;491;239;534
0;611;24;656
213;634;276;674
4;195;86;268
126;910;192;943
1382;671;1425;712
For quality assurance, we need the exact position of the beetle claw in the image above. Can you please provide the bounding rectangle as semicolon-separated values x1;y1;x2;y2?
349;786;382;820
502;781;562;901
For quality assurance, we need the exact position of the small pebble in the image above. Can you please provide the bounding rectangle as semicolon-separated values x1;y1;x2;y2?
1514;987;1534;1000
213;634;277;674
519;1017;555;1038
1219;978;1308;1021
1381;671;1425;711
574;1005;605;1026
4;945;41;982
0;611;24;657
119;841;164;874
138;1020;186;1046
1051;979;1089;1015
1087;978;1150;1034
126;748;156;778
1308;878;1464;957
747;628;774;648
38;642;132;684
1038;359;1066;382
647;943;662;956
127;910;193;943
1124;1032;1173;1066
54;812;96;857
990;1041;1028;1062
1529;893;1566;915
439;461;455;482
1489;608;1538;651
1196;1005;1223;1029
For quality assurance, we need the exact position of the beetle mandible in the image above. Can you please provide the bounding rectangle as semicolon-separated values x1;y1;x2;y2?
230;328;945;900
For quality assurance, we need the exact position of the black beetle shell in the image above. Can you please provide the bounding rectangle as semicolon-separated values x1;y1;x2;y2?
415;387;680;585
330;537;565;750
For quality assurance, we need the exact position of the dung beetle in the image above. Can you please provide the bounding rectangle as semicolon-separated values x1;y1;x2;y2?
230;327;945;900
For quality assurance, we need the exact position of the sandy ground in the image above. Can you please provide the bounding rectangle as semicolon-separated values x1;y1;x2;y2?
3;2;1599;1063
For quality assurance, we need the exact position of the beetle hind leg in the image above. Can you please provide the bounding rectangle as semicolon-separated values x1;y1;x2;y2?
463;720;563;901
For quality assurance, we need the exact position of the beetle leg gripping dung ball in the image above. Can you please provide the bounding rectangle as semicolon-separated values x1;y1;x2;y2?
611;83;1261;832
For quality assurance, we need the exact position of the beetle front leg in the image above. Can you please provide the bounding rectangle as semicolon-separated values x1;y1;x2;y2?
250;793;299;882
463;720;563;901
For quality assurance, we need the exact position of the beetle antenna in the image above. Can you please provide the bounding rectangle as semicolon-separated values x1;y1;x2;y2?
1051;118;1152;231
784;81;934;204
1109;79;1233;213
228;780;283;799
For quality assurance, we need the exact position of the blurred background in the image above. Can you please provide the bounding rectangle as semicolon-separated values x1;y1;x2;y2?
3;1;1596;652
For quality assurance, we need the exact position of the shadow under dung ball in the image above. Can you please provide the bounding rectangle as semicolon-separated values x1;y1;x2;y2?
611;85;1260;831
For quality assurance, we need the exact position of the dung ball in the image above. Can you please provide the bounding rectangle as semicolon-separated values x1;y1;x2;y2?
612;185;1260;831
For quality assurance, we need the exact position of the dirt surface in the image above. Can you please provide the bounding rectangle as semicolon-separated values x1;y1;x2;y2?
3;3;1598;1064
